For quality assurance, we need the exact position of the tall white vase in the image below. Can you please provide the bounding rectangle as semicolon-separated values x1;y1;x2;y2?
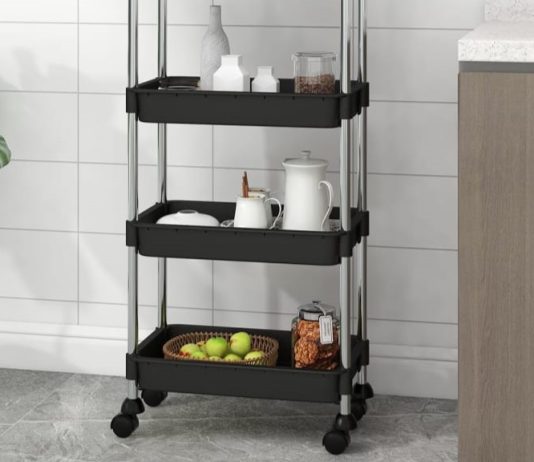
200;5;230;91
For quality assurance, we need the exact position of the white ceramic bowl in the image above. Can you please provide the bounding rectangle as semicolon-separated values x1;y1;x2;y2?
157;210;219;227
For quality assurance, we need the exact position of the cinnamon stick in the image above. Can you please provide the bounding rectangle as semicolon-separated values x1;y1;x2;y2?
242;171;249;198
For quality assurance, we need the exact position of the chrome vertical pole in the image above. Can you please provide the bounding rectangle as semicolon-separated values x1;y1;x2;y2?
127;0;139;400
357;0;368;385
157;0;168;329
339;0;353;417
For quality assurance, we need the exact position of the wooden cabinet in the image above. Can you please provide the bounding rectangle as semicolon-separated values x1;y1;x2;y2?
459;72;534;462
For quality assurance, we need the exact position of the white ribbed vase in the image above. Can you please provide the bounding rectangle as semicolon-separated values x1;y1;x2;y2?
200;5;230;90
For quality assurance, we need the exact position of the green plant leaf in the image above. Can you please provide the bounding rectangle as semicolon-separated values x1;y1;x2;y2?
0;136;11;169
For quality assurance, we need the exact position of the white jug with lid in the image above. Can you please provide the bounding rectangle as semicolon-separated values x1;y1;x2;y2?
282;151;334;232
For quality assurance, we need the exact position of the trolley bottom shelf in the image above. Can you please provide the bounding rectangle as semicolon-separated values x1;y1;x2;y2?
126;324;369;404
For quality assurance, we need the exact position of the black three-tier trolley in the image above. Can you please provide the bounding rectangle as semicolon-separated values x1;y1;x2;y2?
111;0;374;455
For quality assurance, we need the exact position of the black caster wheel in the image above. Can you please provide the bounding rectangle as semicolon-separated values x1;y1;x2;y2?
120;397;145;416
334;413;357;432
110;413;139;438
352;399;367;421
142;390;168;407
353;382;374;400
323;429;350;455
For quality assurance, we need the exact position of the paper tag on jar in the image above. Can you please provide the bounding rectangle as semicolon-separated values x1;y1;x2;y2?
319;315;334;345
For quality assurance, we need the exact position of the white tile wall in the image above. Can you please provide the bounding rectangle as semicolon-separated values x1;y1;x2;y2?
79;94;212;166
0;298;78;324
214;262;340;313
0;230;77;300
0;93;77;162
368;247;458;324
79;0;210;25
0;0;77;22
369;29;465;103
0;161;77;231
369;0;484;29
368;102;458;176
79;302;212;330
0;0;483;398
0;23;77;92
214;126;341;172
79;233;212;308
79;164;212;233
368;175;458;249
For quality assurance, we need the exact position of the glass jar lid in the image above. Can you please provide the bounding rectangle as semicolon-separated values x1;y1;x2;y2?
292;51;336;62
298;300;337;321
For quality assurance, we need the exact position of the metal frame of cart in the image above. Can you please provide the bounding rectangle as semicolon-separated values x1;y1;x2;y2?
111;0;374;455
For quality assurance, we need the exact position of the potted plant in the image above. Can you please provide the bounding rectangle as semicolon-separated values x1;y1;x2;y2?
0;136;11;169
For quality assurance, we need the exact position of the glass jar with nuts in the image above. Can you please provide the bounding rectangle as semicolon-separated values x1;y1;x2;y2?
292;52;336;95
291;301;340;370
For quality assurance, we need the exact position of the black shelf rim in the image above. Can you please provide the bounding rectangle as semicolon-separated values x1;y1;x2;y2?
133;201;364;238
126;324;369;403
126;76;369;128
126;200;369;265
131;324;368;375
129;76;369;100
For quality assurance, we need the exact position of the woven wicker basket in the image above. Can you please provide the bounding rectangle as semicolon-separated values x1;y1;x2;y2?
163;331;279;367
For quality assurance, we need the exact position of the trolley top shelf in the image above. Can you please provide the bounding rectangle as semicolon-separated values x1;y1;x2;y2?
127;76;369;128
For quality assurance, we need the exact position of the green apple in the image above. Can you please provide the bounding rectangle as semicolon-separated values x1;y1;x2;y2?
205;337;228;358
230;332;251;357
197;341;208;354
190;351;208;360
209;356;223;361
179;343;201;357
224;353;242;362
244;350;265;361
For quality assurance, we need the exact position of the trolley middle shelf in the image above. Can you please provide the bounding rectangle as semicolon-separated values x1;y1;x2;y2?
127;324;369;404
126;200;369;266
126;76;369;128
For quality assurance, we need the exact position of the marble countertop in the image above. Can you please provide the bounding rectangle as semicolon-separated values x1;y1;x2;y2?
459;20;534;62
486;0;534;22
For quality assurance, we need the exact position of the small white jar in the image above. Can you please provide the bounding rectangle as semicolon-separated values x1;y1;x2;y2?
252;66;280;93
213;55;250;92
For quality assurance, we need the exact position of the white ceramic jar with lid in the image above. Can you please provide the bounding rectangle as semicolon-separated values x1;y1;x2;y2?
282;151;334;232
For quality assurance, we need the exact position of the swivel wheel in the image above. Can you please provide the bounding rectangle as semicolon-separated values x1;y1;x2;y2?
110;413;139;438
352;399;368;421
323;429;350;455
334;413;357;432
141;389;168;407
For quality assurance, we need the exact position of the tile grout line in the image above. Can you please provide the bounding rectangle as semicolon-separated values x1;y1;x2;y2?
0;294;459;326
0;88;460;106
0;226;460;252
0;424;13;437
8;159;459;179
77;0;81;325
0;19;474;33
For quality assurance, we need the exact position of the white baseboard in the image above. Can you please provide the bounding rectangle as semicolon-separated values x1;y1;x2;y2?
0;321;458;399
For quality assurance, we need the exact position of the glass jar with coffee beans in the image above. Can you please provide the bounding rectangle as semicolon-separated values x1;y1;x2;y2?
291;301;340;370
292;52;336;94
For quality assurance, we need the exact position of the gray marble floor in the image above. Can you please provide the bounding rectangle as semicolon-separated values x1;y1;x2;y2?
0;369;458;462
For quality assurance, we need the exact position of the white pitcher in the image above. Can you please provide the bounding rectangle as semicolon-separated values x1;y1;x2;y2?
282;151;334;232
